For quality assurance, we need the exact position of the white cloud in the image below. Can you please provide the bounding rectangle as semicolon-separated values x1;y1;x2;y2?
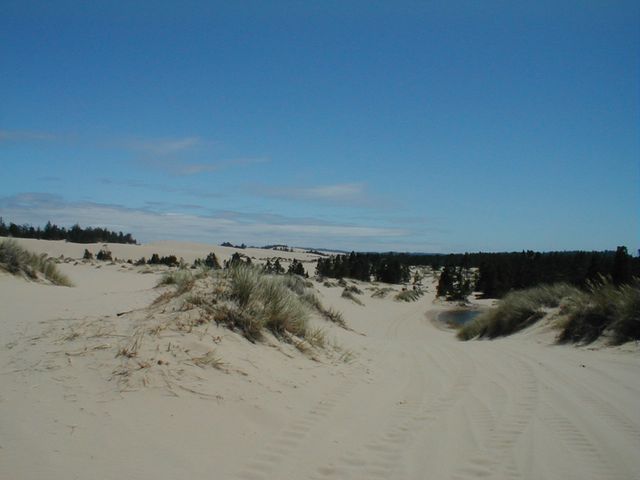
0;193;412;250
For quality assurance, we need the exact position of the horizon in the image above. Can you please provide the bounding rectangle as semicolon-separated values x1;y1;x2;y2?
2;2;638;253
1;217;637;257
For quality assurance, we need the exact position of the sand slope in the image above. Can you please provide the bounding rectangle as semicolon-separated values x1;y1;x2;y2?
1;240;639;480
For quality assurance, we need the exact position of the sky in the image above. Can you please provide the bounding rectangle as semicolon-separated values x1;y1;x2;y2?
1;1;638;253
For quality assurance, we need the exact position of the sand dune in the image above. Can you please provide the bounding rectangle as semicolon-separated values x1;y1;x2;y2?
1;239;639;479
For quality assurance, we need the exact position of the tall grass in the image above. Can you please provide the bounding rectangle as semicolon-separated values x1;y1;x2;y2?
458;280;640;345
559;278;640;345
220;264;310;340
0;240;73;286
457;283;579;340
157;269;196;294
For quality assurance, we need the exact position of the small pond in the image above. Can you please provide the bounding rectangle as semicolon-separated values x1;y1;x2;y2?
438;309;482;326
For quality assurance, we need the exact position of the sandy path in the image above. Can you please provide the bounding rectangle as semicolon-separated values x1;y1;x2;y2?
1;255;639;479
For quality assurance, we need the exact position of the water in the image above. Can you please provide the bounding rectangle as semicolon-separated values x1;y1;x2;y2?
438;309;482;326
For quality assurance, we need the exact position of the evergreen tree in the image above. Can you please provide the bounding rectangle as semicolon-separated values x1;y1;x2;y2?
612;246;632;286
288;259;307;277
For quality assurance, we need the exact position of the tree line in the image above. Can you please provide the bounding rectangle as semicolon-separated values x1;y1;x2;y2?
0;218;137;245
315;252;410;284
315;248;638;295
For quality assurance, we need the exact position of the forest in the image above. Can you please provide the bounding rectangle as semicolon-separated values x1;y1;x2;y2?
0;218;137;245
316;247;639;298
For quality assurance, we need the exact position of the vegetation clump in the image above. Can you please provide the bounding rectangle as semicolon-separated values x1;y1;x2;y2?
96;248;113;261
458;279;640;345
341;288;364;306
193;252;221;270
558;278;640;345
0;240;73;286
217;265;310;340
395;288;424;302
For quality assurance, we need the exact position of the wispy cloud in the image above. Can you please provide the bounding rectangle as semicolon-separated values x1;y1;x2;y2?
98;177;224;199
128;136;202;155
0;193;414;250
0;130;57;142
176;157;269;176
256;182;370;204
124;135;267;176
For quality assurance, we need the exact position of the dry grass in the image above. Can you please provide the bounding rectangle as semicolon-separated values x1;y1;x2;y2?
190;350;225;369
0;240;73;286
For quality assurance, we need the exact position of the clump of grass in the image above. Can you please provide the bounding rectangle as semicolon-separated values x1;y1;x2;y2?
219;264;310;340
0;240;73;286
259;275;309;336
300;291;347;328
558;278;640;345
341;289;364;306
157;269;195;294
323;307;346;327
371;287;394;298
304;327;326;348
458;283;579;340
281;274;308;295
395;289;424;302
343;284;363;295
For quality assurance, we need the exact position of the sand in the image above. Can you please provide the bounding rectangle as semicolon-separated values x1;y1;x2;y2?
1;238;639;480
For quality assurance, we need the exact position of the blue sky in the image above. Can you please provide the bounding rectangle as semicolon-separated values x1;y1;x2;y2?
1;1;638;252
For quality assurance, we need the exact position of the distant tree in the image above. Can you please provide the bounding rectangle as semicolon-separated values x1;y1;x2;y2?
437;266;454;298
612;246;632;286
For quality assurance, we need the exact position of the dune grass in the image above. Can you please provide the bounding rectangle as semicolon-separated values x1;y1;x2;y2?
157;269;196;293
457;283;579;340
458;279;640;345
0;240;73;286
214;264;311;341
558;278;640;345
371;287;394;298
395;288;424;302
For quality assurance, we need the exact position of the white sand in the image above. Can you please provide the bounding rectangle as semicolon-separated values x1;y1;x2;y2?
1;239;639;480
